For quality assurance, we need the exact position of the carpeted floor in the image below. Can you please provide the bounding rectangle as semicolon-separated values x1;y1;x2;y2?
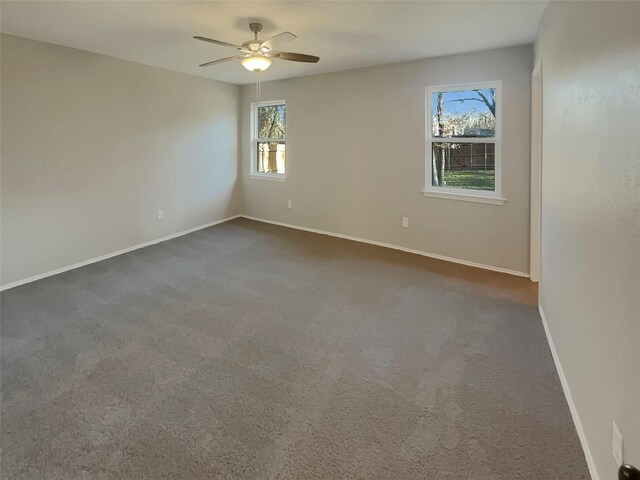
1;218;589;479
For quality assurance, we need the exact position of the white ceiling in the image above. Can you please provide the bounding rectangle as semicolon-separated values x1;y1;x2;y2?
0;1;547;85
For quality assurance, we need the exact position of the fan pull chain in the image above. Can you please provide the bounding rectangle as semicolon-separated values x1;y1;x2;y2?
255;70;261;104
256;70;262;104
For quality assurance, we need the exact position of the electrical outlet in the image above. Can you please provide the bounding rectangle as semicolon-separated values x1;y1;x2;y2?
613;420;623;466
402;217;409;228
287;200;293;209
157;209;164;221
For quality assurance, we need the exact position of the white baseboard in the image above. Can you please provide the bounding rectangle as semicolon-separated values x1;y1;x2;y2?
1;213;527;291
240;215;529;278
0;215;241;292
538;304;599;480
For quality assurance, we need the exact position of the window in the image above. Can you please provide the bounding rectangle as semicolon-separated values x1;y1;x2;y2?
424;82;504;204
251;100;286;180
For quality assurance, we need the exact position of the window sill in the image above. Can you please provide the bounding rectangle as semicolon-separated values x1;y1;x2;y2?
249;174;286;183
421;190;506;205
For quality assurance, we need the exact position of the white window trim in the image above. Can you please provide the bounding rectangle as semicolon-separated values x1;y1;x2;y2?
250;99;286;181
424;81;505;204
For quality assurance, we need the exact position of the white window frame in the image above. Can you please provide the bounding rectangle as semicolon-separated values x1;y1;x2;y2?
250;99;286;182
423;81;505;205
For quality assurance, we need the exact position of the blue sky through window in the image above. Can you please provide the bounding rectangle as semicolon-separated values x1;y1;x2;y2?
432;89;495;116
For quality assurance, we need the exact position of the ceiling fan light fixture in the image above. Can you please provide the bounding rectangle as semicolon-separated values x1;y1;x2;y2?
241;54;272;72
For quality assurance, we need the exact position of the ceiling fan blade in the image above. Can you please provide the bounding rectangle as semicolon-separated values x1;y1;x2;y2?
194;36;244;51
273;52;320;63
260;32;297;51
199;56;245;67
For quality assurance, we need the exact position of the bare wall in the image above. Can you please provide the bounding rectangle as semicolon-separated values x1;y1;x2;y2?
535;2;640;479
1;34;240;287
239;45;533;274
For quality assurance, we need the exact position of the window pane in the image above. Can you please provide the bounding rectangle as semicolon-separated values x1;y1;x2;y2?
431;142;495;191
257;104;286;139
257;141;285;174
432;89;496;138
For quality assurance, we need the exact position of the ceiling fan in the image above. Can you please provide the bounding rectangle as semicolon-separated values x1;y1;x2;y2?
194;22;320;72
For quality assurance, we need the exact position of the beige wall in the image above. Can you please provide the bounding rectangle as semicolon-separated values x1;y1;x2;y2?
535;2;640;479
1;34;240;287
239;45;533;274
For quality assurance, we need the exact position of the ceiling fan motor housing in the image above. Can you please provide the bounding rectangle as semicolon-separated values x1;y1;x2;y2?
242;41;263;52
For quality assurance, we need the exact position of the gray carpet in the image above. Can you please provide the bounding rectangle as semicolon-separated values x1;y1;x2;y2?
1;218;589;479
